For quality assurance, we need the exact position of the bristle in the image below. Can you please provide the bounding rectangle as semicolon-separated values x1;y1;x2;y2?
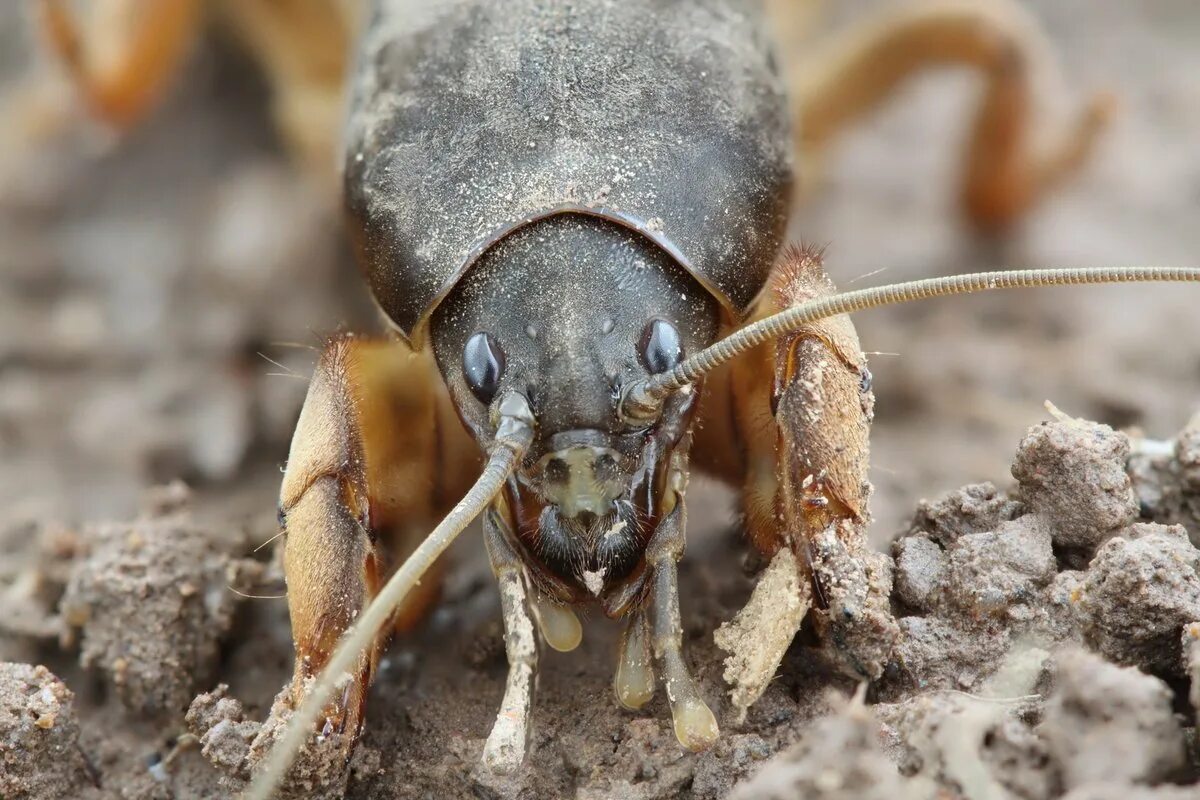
779;241;828;268
771;241;833;309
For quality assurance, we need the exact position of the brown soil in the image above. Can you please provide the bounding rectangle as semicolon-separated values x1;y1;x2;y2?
2;1;1200;798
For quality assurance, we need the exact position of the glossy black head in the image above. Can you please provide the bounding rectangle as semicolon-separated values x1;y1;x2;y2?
430;214;719;599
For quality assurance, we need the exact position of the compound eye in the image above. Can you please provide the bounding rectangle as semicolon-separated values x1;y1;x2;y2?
638;318;683;374
463;331;506;405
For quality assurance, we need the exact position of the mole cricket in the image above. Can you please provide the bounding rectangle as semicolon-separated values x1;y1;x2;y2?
40;0;1198;790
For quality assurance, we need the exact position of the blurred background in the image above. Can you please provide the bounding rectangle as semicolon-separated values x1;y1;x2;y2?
0;0;1197;548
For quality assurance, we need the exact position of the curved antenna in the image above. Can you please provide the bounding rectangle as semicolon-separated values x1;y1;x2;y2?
621;266;1200;421
245;393;536;800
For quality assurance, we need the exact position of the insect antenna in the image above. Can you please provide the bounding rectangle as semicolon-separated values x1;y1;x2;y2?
621;266;1200;421
246;392;536;800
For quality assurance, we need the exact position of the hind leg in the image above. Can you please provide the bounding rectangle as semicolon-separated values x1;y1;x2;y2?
270;334;477;752
38;0;204;128
215;0;359;184
702;246;898;719
39;0;357;185
788;0;1113;229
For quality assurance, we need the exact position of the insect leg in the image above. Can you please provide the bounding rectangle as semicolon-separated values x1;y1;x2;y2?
264;334;475;768
786;0;1113;230
481;510;538;773
614;610;655;711
216;0;359;185
645;502;719;751
709;245;899;718
39;0;203;129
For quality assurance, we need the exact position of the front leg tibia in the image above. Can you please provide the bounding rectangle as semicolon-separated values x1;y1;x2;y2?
736;246;873;557
769;249;899;681
774;330;899;684
276;337;385;743
280;474;379;737
254;334;459;789
720;247;897;717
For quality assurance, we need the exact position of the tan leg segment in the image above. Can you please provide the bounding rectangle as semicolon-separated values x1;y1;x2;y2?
278;334;473;740
713;246;896;715
645;501;719;751
215;0;359;184
790;0;1113;229
614;610;655;710
39;0;356;185
481;509;538;773
38;0;204;128
728;245;872;560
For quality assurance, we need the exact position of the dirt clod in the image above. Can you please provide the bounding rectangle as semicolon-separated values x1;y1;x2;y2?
892;534;946;613
0;520;76;647
186;680;357;799
888;418;1200;700
1176;414;1200;493
730;697;923;800
1013;418;1138;553
943;517;1056;621
241;683;356;800
0;662;98;800
1129;413;1200;546
890;615;1012;693
185;684;259;782
60;499;262;718
877;640;1051;800
907;482;1023;550
1039;648;1186;790
1076;523;1200;675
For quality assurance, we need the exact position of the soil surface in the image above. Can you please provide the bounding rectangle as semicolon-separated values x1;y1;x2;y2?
2;2;1199;799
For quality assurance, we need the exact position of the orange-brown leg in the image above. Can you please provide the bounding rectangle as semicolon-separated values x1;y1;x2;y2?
272;333;477;750
788;0;1114;230
39;0;356;186
704;246;898;718
214;0;359;186
38;0;204;129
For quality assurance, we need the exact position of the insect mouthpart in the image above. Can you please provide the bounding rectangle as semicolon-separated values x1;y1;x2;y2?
535;499;644;596
518;429;654;598
536;432;628;523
